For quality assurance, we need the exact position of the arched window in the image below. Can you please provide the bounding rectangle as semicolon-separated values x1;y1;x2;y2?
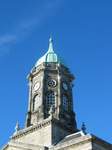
46;91;55;112
33;94;40;111
62;95;68;111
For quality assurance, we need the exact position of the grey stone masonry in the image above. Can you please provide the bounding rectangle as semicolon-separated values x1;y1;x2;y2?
1;40;112;150
2;131;112;150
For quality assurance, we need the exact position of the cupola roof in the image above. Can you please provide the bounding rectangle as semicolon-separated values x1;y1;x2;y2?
35;37;63;67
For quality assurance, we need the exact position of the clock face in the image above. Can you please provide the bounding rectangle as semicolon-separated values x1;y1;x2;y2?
48;79;57;87
62;82;68;90
33;82;40;91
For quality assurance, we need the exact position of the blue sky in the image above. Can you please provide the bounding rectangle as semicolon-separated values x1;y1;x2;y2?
0;0;112;147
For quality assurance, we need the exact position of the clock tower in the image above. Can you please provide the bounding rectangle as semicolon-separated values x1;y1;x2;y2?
2;38;112;150
25;37;77;142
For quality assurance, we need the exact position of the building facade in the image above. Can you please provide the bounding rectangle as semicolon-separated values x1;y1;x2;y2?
2;38;112;150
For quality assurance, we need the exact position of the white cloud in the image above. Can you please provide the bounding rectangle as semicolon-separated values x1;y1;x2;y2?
0;35;16;46
0;0;63;55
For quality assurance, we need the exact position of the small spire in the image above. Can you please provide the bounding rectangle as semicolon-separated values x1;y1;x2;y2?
48;36;54;52
81;122;87;135
15;121;20;133
49;105;54;116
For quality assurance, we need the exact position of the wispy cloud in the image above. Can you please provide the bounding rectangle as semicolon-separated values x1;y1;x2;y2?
0;35;17;56
0;35;16;46
0;0;63;56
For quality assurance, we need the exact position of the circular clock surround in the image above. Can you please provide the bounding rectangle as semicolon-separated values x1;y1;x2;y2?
48;79;57;87
62;82;68;90
33;81;40;91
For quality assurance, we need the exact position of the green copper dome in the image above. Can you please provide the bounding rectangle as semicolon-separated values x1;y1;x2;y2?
35;38;63;67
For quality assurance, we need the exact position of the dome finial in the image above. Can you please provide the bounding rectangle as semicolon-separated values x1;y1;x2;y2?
48;36;54;52
15;121;20;132
81;122;87;135
13;121;20;135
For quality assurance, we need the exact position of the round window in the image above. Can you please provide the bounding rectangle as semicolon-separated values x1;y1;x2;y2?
48;79;57;87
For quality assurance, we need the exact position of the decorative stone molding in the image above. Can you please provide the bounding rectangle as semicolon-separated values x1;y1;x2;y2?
2;141;48;150
11;117;52;140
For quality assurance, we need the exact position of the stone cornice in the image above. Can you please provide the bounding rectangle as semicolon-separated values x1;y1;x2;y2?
91;134;112;149
50;133;92;150
11;117;76;141
11;117;52;140
50;133;112;150
2;141;47;150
